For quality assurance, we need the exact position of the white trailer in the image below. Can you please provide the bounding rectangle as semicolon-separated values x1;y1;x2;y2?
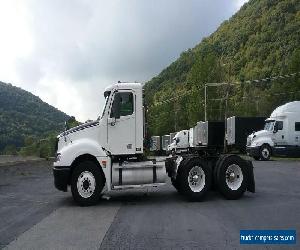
53;82;255;206
150;136;161;152
247;101;300;160
161;135;171;153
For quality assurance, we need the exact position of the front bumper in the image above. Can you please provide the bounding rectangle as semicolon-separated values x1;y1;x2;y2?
53;166;71;192
246;146;260;158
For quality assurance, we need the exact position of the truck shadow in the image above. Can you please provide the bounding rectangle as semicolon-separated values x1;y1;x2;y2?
59;189;255;207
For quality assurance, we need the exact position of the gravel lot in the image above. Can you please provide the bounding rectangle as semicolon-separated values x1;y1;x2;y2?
0;159;299;249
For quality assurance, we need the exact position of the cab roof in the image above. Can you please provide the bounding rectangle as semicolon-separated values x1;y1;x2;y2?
104;82;142;93
270;101;300;118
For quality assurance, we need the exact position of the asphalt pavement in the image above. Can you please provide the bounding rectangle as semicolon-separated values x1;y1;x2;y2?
0;160;299;249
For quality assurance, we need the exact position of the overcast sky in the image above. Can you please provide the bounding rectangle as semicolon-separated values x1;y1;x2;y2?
0;0;248;122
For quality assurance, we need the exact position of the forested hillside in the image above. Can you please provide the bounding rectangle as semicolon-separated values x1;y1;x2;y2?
0;81;69;153
145;0;300;136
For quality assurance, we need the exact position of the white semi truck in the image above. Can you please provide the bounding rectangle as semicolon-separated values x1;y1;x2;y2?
247;101;300;160
53;82;255;206
167;130;189;154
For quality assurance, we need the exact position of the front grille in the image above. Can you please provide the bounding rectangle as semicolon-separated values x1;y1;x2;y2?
246;137;251;146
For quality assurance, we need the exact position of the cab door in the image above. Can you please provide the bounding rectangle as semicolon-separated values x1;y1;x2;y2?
107;90;136;155
294;122;300;146
273;120;287;146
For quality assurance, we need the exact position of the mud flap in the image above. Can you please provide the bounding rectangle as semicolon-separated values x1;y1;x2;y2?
165;156;177;178
246;160;255;193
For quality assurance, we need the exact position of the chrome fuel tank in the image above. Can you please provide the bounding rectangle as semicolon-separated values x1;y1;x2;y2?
112;160;166;186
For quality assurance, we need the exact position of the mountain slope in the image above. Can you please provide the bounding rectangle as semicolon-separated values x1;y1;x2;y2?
0;81;69;151
144;0;300;135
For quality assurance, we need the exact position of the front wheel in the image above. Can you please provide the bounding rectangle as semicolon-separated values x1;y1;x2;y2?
71;160;105;206
177;158;211;201
260;145;271;161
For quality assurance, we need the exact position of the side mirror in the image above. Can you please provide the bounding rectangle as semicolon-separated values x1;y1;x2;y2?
108;117;116;126
176;138;180;144
273;124;278;133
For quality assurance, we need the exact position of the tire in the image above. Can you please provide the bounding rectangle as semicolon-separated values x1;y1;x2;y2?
213;155;227;189
177;158;212;201
71;160;105;206
260;144;271;161
215;155;248;200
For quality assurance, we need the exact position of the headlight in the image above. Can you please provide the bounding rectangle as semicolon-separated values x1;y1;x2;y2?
55;153;61;162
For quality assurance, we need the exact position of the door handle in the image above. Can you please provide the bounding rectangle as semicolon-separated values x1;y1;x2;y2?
282;135;284;139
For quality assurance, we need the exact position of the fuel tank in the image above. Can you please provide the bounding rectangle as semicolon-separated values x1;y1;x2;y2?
112;160;166;186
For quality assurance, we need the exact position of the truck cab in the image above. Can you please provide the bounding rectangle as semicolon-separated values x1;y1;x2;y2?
53;83;166;203
53;82;255;206
247;101;300;160
167;130;189;154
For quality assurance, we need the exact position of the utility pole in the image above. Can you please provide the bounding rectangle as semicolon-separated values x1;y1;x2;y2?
174;100;177;132
204;85;207;121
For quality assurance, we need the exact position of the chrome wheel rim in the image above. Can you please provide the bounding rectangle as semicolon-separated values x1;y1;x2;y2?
262;147;270;159
188;166;205;192
226;164;243;190
77;171;96;198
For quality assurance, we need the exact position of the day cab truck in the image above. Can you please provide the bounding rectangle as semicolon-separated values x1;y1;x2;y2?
53;82;255;206
167;130;189;154
247;101;300;161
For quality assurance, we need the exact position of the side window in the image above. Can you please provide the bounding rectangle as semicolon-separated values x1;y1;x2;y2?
295;122;300;131
277;121;283;130
110;92;134;118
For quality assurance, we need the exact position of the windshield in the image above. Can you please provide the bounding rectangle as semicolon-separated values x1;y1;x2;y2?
264;120;275;131
98;91;111;120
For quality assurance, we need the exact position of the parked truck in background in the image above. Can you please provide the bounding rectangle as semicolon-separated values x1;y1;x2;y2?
150;136;161;154
170;132;177;142
161;135;171;153
168;121;225;154
167;130;189;154
247;101;300;160
53;82;255;206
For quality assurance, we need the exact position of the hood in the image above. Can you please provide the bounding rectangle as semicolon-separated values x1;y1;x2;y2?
59;120;99;138
248;129;272;141
167;141;176;150
252;130;272;138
